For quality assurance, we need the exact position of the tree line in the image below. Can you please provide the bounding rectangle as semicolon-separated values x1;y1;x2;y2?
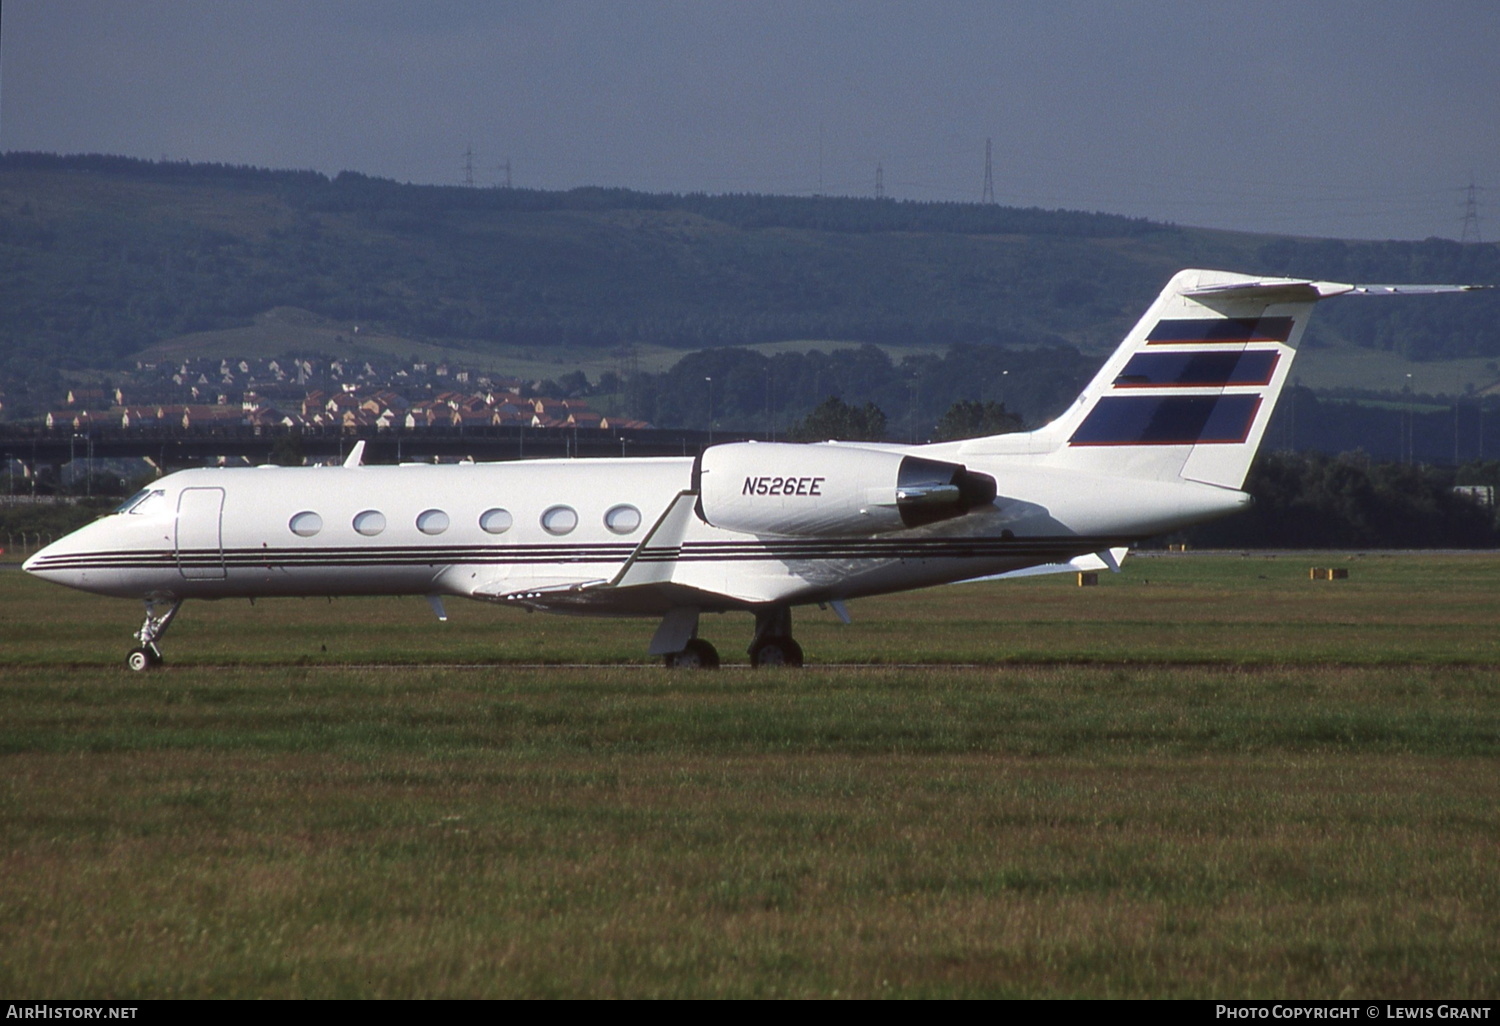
621;341;1090;441
4;152;1498;424
1182;451;1499;549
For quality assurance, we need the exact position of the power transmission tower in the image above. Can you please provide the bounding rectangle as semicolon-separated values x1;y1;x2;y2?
462;145;476;187
982;138;995;204
816;123;825;197
497;159;512;189
1460;177;1483;243
875;163;884;199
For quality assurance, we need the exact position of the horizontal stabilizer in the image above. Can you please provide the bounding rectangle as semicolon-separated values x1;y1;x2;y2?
1339;283;1491;295
1184;279;1487;302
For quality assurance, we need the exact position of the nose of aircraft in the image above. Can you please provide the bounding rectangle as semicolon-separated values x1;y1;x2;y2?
24;534;75;578
22;523;113;592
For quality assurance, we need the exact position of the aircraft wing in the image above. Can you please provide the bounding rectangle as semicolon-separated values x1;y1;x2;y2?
466;491;705;612
952;545;1130;584
471;577;611;603
608;490;700;588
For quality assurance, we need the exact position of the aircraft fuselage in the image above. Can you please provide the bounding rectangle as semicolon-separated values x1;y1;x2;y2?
25;451;1245;616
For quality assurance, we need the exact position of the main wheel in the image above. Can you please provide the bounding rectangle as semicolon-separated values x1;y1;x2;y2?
750;636;804;668
126;648;154;672
665;638;720;669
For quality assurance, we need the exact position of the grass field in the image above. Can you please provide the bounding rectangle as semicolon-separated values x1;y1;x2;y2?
131;304;918;388
133;304;1500;400
1290;346;1500;398
1;554;1497;997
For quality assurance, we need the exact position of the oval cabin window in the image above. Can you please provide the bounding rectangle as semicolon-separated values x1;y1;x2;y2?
540;505;578;535
416;509;450;535
604;504;642;534
353;510;386;536
289;511;323;538
479;508;513;534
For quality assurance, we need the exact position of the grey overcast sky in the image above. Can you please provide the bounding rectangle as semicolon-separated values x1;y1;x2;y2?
2;0;1496;241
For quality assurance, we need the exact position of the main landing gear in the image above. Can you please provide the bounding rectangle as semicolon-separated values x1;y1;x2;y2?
665;638;720;669
748;606;803;668
127;599;181;672
651;605;804;669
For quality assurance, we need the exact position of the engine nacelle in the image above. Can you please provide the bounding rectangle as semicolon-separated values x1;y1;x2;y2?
695;442;997;536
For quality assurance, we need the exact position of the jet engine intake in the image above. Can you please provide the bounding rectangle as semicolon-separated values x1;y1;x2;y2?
695;442;996;536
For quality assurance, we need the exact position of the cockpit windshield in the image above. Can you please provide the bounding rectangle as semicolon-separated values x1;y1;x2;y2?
113;489;150;513
114;488;166;515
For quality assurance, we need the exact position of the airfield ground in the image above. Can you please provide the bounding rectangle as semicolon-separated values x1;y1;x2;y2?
1;553;1496;997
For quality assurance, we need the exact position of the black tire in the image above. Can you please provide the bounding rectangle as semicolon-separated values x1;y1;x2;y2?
667;638;720;669
750;636;804;668
126;648;154;672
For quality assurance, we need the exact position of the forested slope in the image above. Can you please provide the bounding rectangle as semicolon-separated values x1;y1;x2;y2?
3;152;1497;407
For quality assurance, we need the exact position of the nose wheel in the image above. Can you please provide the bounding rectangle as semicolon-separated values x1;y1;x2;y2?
127;600;181;672
127;646;163;672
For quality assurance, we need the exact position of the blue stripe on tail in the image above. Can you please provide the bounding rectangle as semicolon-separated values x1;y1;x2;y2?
1145;317;1294;345
1113;351;1279;388
1069;395;1262;446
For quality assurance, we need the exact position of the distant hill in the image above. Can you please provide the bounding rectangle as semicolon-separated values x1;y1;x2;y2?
3;152;1498;416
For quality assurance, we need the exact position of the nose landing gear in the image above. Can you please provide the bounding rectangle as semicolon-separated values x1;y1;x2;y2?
127;599;181;672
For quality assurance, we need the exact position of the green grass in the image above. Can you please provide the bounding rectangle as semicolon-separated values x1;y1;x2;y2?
1292;345;1500;398
5;551;1500;668
133;305;696;381
133;305;934;387
135;309;1500;401
1;555;1497;997
132;301;1500;402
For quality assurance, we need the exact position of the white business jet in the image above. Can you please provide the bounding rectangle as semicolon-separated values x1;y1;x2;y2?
25;269;1481;670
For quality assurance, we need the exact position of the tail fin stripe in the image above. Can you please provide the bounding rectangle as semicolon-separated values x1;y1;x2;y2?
1114;351;1280;389
1146;316;1294;345
1011;269;1479;490
1070;395;1261;446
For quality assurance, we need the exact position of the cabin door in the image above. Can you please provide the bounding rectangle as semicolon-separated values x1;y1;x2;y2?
176;487;227;580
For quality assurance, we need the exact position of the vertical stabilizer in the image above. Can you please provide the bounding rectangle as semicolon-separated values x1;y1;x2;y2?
1028;269;1483;490
1032;268;1476;489
1030;270;1315;489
